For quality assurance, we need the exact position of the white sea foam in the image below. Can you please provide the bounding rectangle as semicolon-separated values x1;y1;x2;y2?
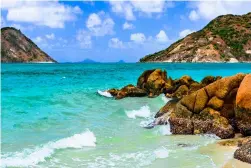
161;94;172;103
1;130;96;167
125;105;151;119
202;134;220;140
97;90;113;98
85;151;155;168
154;147;169;159
156;125;172;135
139;118;154;128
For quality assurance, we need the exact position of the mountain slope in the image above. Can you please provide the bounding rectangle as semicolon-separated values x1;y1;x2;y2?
1;27;56;63
140;12;251;62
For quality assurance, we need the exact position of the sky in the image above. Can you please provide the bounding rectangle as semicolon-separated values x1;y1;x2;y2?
1;0;251;62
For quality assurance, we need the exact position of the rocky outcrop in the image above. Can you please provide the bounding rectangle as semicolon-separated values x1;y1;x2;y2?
154;99;179;125
167;74;246;139
108;69;222;101
108;69;173;99
235;74;251;136
1;27;56;63
108;84;147;99
140;13;251;63
234;139;251;164
137;69;172;97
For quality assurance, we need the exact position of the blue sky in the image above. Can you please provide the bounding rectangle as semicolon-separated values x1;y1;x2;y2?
1;0;251;62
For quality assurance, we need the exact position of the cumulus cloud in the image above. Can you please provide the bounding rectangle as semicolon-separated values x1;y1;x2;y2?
109;38;124;48
110;1;135;20
109;0;173;20
179;29;195;38
86;12;114;36
189;10;199;21
2;0;82;28
189;1;251;21
123;22;134;30
130;33;146;43
46;33;55;40
156;30;169;43
76;30;92;49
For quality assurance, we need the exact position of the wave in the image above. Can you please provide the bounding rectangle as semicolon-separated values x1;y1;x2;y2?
139;118;155;128
155;124;172;135
97;90;113;98
1;129;96;167
85;150;155;167
154;146;169;159
125;105;151;119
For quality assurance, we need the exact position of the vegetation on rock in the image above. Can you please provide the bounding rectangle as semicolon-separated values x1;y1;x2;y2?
1;27;56;63
140;13;251;62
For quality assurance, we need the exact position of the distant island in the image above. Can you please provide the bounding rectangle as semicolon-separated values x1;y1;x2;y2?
117;60;125;63
1;27;57;63
78;59;98;63
140;12;251;63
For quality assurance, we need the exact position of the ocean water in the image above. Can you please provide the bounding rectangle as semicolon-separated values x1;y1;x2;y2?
1;63;251;168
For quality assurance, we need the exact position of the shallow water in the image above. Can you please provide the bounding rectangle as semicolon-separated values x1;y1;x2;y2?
1;63;251;168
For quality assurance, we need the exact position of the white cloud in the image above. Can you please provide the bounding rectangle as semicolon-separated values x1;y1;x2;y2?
130;33;146;43
3;0;82;28
189;10;199;21
1;0;20;9
156;30;169;43
46;33;55;40
33;36;43;43
109;0;172;20
179;29;195;38
123;22;134;30
189;1;251;21
86;12;114;36
130;0;166;14
76;30;92;48
109;38;124;48
109;1;135;20
86;13;102;28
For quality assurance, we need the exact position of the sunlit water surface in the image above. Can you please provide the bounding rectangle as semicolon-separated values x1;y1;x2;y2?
1;63;251;168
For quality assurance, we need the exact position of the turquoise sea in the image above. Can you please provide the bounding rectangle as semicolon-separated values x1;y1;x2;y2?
1;63;251;168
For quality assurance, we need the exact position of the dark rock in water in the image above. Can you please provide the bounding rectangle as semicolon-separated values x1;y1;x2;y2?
168;73;245;139
177;143;193;147
235;74;251;136
234;139;251;164
108;84;147;99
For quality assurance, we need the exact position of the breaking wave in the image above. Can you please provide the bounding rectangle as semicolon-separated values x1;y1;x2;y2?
97;90;113;98
1;129;96;167
125;105;151;119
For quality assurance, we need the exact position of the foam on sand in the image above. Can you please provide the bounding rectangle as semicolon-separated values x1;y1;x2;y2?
154;146;169;159
125;105;151;119
97;90;113;98
1;129;96;167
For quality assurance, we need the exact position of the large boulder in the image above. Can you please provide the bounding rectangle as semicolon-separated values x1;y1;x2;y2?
168;73;245;139
137;69;172;97
235;74;251;136
108;84;147;99
234;139;251;164
154;99;179;125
